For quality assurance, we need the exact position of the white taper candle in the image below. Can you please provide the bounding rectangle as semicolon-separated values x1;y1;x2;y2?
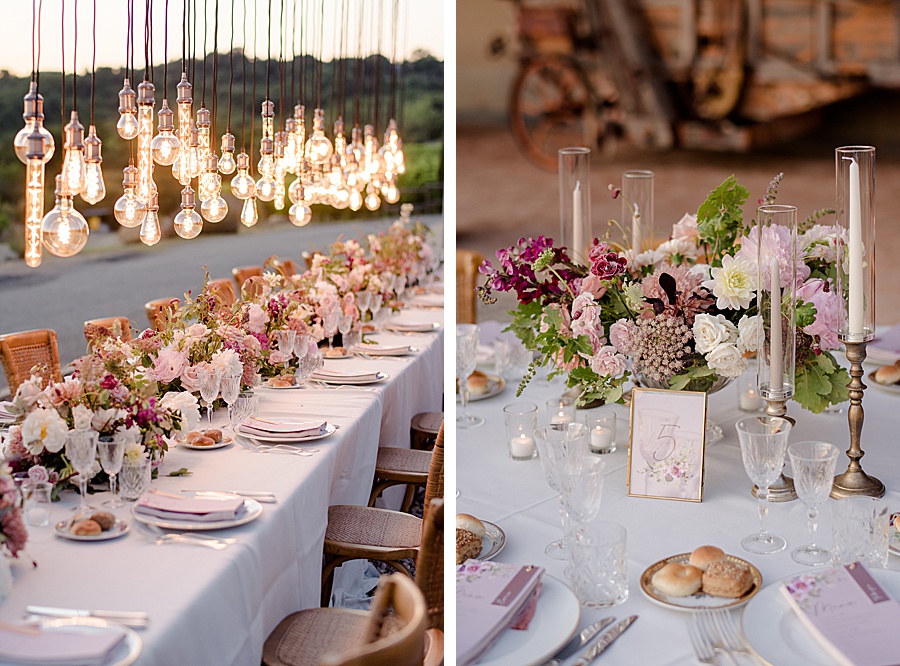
769;258;783;393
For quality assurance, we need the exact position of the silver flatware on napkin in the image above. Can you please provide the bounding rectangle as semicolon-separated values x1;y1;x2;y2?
134;521;232;549
25;606;149;628
544;616;616;665
181;489;277;503
573;615;637;665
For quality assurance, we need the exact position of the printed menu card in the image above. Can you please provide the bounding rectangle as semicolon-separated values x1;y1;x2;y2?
781;562;900;666
457;560;545;666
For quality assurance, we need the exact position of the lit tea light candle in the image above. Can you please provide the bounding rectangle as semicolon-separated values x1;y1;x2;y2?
551;413;572;425
591;425;614;451
510;433;536;459
739;386;764;412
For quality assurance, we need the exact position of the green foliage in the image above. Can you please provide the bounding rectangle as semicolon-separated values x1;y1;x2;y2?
794;352;850;414
696;175;750;265
796;300;817;329
668;364;717;391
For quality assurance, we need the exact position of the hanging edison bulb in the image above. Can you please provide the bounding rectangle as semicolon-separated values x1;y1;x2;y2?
151;100;180;166
327;154;349;209
289;200;312;227
294;105;306;154
240;196;259;227
218;132;236;174
114;161;142;228
283;118;299;174
346;124;365;181
198;152;220;202
81;125;106;204
23;128;46;267
305;108;333;165
201;193;228;223
42;175;89;257
381;172;401;205
62;111;86;195
116;79;139;140
196;107;211;167
173;74;193;184
363;124;385;187
333;117;347;165
186;122;203;178
273;131;287;210
230;152;256;199
173;185;202;239
14;82;55;165
379;118;405;175
135;81;156;206
139;188;162;246
256;137;276;202
364;182;382;211
348;183;363;211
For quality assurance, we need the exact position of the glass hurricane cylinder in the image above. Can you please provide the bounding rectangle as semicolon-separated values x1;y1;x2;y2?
622;170;654;252
756;204;798;400
835;146;875;343
558;147;592;263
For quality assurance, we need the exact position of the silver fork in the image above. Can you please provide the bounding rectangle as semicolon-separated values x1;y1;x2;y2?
694;612;741;666
235;436;315;457
687;615;719;665
707;609;765;665
135;522;230;550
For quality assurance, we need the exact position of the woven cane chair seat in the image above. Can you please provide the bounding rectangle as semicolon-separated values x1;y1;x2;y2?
326;506;422;553
368;447;431;512
0;329;62;395
410;411;443;451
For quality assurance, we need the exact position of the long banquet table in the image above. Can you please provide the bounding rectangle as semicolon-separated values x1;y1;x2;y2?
458;326;900;666
0;307;443;666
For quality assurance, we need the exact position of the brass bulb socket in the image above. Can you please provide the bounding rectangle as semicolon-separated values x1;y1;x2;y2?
118;79;137;113
22;81;44;121
236;152;250;169
285;118;297;133
122;164;139;188
260;137;274;155
221;133;236;152
84;127;102;162
25;127;45;160
137;80;155;106
181;186;196;208
158;102;175;131
64;112;85;149
176;73;193;103
206;153;219;171
196;107;211;127
261;99;275;118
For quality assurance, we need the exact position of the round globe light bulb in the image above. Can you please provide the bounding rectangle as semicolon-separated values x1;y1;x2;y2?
117;112;139;140
201;196;228;223
174;207;203;239
218;151;236;175
114;189;142;228
139;210;162;246
42;201;89;257
289;202;312;227
230;170;256;200
256;177;276;202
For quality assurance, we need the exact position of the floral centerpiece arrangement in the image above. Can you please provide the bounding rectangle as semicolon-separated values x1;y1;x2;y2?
479;175;849;413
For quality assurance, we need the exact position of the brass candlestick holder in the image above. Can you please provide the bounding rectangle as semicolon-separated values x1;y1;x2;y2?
750;395;797;502
831;340;885;498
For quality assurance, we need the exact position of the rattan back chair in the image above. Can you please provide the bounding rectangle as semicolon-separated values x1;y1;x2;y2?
321;423;444;606
456;249;484;324
262;574;436;666
83;317;133;348
240;275;264;300
231;265;263;293
206;278;237;307
144;298;180;332
271;257;299;278
0;329;62;394
416;499;444;631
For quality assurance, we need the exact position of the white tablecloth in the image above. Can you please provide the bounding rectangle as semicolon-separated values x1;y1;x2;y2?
0;308;443;666
457;353;900;666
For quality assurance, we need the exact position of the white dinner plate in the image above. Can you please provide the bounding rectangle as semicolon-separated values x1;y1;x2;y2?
476;574;580;666
640;553;762;612
237;423;337;443
741;568;900;665
0;617;142;666
131;496;263;531
313;372;389;385
384;321;441;333
867;371;900;394
179;436;233;450
353;345;415;356
477;521;506;561
54;518;130;542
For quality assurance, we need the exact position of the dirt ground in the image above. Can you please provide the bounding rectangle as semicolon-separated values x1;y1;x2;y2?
457;120;900;325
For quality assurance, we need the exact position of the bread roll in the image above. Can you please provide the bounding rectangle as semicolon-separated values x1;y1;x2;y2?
702;560;754;598
651;562;703;597
90;512;116;531
71;519;102;536
467;371;490;397
689;545;726;571
323;347;347;358
204;429;223;443
456;513;486;538
874;363;900;385
185;431;203;443
193;435;216;447
456;529;483;565
268;378;294;388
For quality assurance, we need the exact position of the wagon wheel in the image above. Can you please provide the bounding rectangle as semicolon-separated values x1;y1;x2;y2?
509;56;621;171
691;0;746;120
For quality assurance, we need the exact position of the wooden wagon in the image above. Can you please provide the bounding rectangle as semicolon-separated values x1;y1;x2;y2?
506;0;900;168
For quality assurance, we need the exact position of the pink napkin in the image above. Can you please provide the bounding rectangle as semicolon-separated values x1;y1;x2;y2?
135;492;245;522
0;624;127;665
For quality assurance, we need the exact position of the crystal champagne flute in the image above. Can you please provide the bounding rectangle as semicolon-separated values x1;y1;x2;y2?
198;367;223;425
788;441;839;565
219;373;242;432
98;433;126;508
735;416;792;554
66;429;99;514
274;329;297;375
456;324;484;428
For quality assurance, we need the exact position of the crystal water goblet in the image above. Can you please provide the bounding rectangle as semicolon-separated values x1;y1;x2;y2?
338;310;353;345
356;291;372;323
198;367;223;425
98;434;126;508
735;415;792;554
323;310;340;350
274;329;297;374
369;294;383;329
219;373;242;432
232;392;259;432
534;422;589;559
788;440;839;566
66;429;99;514
456;324;484;428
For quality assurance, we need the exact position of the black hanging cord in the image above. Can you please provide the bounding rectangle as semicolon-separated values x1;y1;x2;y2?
201;0;208;106
61;0;65;126
399;0;408;129
289;0;295;106
389;0;397;121
374;0;384;132
227;0;233;131
72;0;78;111
143;0;150;81
316;0;323;109
30;0;37;83
148;0;154;83
162;0;169;95
266;0;272;102
251;0;257;173
278;0;285;125
353;0;363;126
181;0;186;71
241;0;247;149
212;0;218;138
90;0;97;123
35;0;43;91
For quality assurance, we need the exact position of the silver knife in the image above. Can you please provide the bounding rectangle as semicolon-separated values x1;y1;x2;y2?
573;615;638;666
181;490;277;503
548;616;617;664
26;606;150;623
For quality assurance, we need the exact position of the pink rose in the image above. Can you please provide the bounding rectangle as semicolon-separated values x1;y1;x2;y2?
270;350;286;365
185;323;209;339
180;364;202;392
589;345;627;378
148;348;186;384
671;213;700;243
609;319;637;356
581;274;608;299
316;293;340;320
553;349;580;372
247;304;270;334
796;278;842;350
27;465;49;485
44;377;83;406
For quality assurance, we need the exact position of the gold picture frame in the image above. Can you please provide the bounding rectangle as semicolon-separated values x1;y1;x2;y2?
627;387;708;502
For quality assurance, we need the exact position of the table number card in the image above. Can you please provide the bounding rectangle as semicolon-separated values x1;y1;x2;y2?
627;388;708;502
781;562;900;666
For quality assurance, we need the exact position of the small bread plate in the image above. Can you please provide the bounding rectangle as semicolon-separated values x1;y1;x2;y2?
131;494;263;531
236;423;337;443
476;520;506;561
742;568;900;666
314;372;389;385
867;371;900;394
457;373;506;403
640;553;762;611
179;436;233;450
321;347;352;360
476;574;580;666
261;379;303;390
0;617;142;666
54;518;130;543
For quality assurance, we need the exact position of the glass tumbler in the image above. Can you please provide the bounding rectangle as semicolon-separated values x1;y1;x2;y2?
25;481;52;527
567;519;628;607
503;401;538;461
832;496;890;568
585;410;617;454
119;458;152;502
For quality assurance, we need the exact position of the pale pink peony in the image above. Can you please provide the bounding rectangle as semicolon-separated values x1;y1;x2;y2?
581;274;608;299
736;224;810;287
148;348;187;384
589;345;627;378
270;350;286;365
44;377;83;407
247;303;270;334
796;278;842;350
609;319;638;356
185;323;209;339
553;349;580;372
671;213;700;243
179;364;202;392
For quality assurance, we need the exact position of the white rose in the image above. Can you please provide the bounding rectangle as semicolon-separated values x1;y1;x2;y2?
692;314;737;354
706;343;746;378
72;404;94;431
737;315;763;354
92;408;127;433
21;407;69;454
159;391;201;433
